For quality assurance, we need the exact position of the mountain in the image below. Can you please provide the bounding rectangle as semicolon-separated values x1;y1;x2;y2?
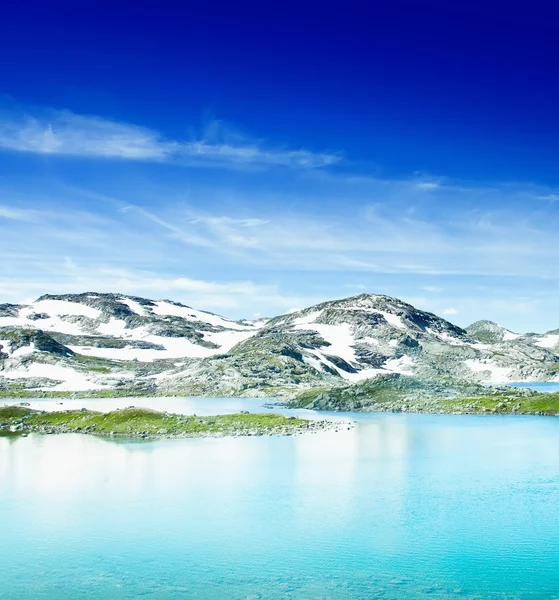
0;293;261;393
1;291;558;396
466;320;521;344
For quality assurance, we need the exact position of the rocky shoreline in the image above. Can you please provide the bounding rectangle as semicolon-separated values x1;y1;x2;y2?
288;375;559;416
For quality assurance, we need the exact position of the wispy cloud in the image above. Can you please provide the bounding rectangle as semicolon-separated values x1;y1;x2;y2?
3;144;559;329
126;184;559;279
0;261;317;316
0;205;42;221
537;193;559;202
0;106;341;168
415;181;441;190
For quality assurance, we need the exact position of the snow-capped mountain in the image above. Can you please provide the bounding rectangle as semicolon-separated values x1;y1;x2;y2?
0;293;262;392
1;291;559;395
1;293;259;358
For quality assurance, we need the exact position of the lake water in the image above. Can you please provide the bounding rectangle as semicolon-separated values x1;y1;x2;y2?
2;395;559;599
508;381;559;393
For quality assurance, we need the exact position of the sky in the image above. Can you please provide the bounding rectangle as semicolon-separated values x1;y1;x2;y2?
1;0;559;331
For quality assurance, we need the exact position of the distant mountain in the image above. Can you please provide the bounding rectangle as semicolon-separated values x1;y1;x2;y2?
1;292;558;396
466;320;521;344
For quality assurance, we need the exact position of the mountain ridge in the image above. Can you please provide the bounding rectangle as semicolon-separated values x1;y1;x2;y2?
1;291;558;396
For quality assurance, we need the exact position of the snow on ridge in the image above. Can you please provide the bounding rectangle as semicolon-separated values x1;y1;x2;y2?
302;346;416;382
374;310;406;329
292;311;322;326
333;306;406;329
69;334;218;361
294;322;358;365
0;299;102;337
22;300;102;319
119;297;148;316
534;334;559;349
0;314;88;336
503;330;520;341
202;329;256;353
426;328;466;346
68;325;258;362
151;301;254;330
293;320;416;379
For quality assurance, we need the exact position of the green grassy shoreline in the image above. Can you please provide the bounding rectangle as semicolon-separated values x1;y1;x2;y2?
291;388;559;416
0;405;337;439
2;379;559;417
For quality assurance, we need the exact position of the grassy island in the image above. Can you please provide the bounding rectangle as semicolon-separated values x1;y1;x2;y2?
0;405;338;439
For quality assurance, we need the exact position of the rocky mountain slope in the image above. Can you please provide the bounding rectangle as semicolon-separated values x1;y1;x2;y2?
0;293;260;393
1;292;558;396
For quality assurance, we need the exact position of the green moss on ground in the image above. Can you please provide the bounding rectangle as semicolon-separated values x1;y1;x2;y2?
0;406;319;438
439;392;559;415
291;375;559;416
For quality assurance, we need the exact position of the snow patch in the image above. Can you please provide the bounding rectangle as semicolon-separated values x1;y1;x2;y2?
11;343;36;358
375;310;406;329
295;322;357;365
535;334;559;349
344;355;416;382
1;363;105;391
503;330;520;341
426;328;465;345
0;314;90;336
465;359;513;383
0;339;11;356
384;355;415;375
70;335;217;361
152;301;252;330
359;337;380;345
292;311;322;326
203;329;256;353
22;300;101;319
119;297;148;316
340;306;406;329
97;318;129;337
302;353;326;373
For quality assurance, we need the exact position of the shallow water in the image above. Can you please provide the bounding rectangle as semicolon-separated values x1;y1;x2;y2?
1;399;559;599
508;381;559;393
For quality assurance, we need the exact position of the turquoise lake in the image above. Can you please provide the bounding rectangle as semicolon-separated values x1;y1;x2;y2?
1;393;559;599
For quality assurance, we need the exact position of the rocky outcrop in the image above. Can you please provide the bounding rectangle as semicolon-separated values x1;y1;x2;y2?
0;327;74;357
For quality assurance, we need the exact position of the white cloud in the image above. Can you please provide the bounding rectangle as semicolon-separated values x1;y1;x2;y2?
0;263;318;317
0;107;341;168
0;205;41;221
416;181;441;190
441;307;458;315
0;112;168;159
4;160;559;329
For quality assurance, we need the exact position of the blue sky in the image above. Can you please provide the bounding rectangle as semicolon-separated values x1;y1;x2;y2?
1;0;559;331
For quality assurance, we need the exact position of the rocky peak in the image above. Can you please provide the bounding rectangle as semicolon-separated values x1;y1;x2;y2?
267;292;468;341
466;320;519;344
